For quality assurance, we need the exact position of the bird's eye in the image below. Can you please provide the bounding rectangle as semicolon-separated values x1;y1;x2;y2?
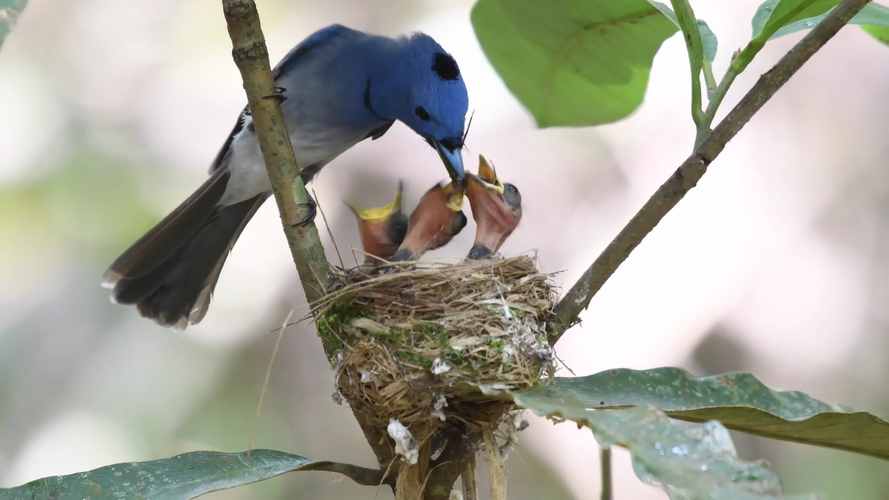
440;137;463;151
415;106;431;121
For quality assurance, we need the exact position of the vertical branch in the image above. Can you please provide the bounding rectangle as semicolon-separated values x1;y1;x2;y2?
219;0;400;490
220;0;330;304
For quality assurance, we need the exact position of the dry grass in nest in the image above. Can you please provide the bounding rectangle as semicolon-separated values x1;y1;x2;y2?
312;255;557;450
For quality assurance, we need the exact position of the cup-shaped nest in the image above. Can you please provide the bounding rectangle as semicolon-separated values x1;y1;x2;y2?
313;256;556;447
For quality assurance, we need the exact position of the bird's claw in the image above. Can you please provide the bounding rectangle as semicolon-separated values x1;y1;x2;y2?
263;86;288;102
290;196;317;227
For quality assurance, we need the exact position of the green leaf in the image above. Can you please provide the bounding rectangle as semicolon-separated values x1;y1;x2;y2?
0;450;383;500
470;0;678;127
648;3;718;62
863;23;889;44
511;396;807;499
517;368;889;459
697;20;718;63
0;0;27;49
766;2;889;43
751;0;839;39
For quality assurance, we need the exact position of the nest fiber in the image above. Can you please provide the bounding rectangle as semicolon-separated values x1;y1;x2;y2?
313;255;556;447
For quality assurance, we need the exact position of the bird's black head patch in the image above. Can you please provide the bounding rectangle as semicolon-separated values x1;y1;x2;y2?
432;52;460;81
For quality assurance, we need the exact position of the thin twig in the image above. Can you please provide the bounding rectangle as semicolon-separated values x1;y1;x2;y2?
252;308;293;450
548;0;871;345
313;186;345;269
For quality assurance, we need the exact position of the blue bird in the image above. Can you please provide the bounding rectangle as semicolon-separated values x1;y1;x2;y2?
102;24;469;328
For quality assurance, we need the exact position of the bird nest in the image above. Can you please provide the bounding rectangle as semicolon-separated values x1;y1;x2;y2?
312;255;557;451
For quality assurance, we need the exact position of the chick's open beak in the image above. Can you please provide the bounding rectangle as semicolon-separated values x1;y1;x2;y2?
391;181;467;261
348;182;408;262
465;155;522;259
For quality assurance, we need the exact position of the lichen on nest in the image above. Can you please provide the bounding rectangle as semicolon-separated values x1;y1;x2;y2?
312;255;557;444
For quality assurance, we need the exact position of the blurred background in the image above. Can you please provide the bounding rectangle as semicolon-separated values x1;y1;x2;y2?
2;1;889;498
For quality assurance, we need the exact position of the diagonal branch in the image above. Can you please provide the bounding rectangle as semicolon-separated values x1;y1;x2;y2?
548;0;871;345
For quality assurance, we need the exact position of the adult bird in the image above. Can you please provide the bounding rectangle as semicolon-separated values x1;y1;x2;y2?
102;24;469;328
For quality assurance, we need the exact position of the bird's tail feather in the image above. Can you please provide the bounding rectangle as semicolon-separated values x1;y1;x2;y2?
103;170;267;328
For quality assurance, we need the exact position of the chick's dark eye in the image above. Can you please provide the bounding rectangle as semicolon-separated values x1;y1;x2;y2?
415;106;430;121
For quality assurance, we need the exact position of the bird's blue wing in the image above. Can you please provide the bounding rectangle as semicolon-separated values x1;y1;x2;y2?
272;24;356;80
209;24;358;174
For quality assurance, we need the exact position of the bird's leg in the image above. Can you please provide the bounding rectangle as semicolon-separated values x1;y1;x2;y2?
263;86;288;102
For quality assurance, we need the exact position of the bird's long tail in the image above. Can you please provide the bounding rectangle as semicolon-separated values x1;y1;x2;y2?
103;169;267;328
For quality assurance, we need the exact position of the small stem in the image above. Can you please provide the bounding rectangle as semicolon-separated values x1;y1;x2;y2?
701;62;739;129
702;60;717;98
701;1;822;144
733;0;818;75
670;0;706;134
600;447;612;500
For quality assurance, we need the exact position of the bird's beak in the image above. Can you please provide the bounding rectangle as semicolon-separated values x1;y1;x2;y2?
391;181;467;261
347;182;408;262
465;155;522;259
433;139;465;184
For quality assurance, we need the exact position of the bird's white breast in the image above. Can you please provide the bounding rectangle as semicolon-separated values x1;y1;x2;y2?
218;114;370;205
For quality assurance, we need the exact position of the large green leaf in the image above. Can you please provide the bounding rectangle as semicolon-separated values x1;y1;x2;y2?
751;0;839;39
512;395;807;499
471;0;677;127
0;0;27;49
0;450;382;500
518;368;889;459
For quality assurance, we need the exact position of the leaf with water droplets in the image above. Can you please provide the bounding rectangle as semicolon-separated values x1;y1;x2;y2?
516;368;889;459
512;392;811;499
0;450;383;499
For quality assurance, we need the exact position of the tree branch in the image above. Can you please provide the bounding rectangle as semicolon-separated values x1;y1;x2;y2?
548;0;871;345
219;0;398;488
220;0;330;304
